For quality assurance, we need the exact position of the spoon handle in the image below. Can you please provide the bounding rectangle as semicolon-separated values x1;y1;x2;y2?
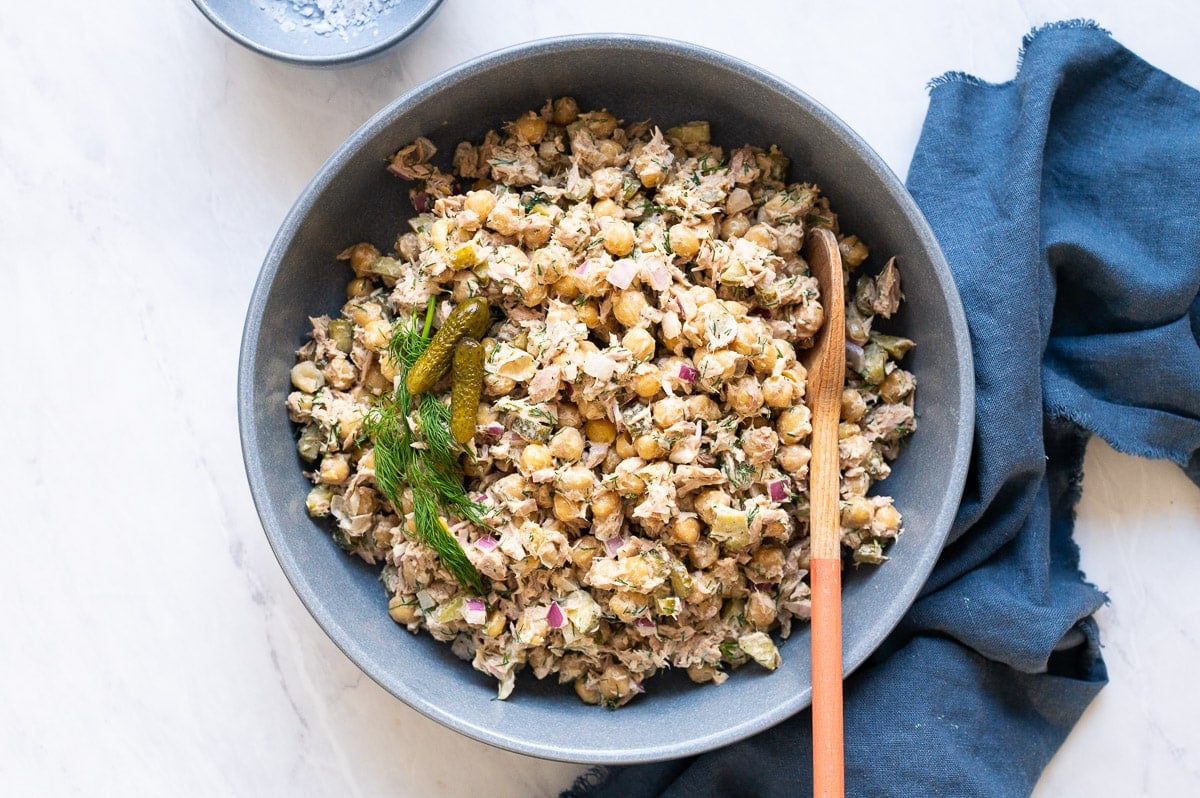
803;228;846;798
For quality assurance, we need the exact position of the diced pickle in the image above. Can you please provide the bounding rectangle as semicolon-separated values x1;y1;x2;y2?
859;342;887;386
869;332;915;360
329;319;354;354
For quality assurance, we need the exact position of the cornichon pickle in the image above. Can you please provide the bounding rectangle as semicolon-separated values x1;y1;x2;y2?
450;338;485;444
406;297;490;395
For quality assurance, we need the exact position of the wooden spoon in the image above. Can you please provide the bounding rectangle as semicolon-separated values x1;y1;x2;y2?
800;226;846;798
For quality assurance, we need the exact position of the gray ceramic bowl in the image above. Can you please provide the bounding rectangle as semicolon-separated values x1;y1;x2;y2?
239;35;974;763
192;0;442;66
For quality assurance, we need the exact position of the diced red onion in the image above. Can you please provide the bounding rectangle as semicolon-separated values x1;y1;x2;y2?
678;363;698;383
462;598;487;625
606;258;638;290
749;306;772;319
674;296;685;314
752;582;774;592
767;478;789;502
576;259;591;276
474;535;498;551
485;422;505;438
634;617;655;629
845;341;865;372
645;259;671;291
547;601;565;629
411;191;431;213
604;536;625;557
632;680;646;694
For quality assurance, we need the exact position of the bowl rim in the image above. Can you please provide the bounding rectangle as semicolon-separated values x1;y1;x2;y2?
191;0;443;66
238;32;975;763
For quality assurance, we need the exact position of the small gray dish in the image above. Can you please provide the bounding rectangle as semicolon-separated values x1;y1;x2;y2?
238;35;975;763
192;0;442;66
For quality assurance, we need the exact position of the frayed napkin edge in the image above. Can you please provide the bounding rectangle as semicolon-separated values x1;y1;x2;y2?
926;19;1111;92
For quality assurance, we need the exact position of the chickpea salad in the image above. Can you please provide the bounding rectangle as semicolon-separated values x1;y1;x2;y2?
287;98;917;707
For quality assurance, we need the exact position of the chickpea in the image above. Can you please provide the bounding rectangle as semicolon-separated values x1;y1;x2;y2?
577;397;607;421
577;299;601;328
290;361;325;394
687;664;721;684
777;444;811;474
557;465;596;499
607;434;632;461
619;468;648;499
552;271;583;301
583;418;617;444
668;223;701;261
609;591;648;623
552;96;580;125
842;496;873;528
464;190;497;219
684;395;722;421
346;276;374;299
721;213;750;241
549;427;585;462
363;367;389;395
742;427;779;465
344;242;380;277
586;111;619;138
554;494;584;523
689;285;717;307
693;489;730;525
635;434;666;461
571;535;601;569
600;224;638;258
530;247;565;286
745;591;777;628
387;596;419;625
361;318;392;351
880;368;916;404
669;515;701;546
613;288;648;328
575;678;601;705
592;489;621;519
841;388;868;422
592;198;623;219
485;374;517;396
777;405;812;445
744;223;778;251
689;537;720;570
520;443;553;473
622;327;656;361
318;454;350;485
652;396;687;428
377;352;400;383
323;357;356;390
839;422;861;440
749;545;787;582
521;281;548;307
728;376;765;416
762;375;794;409
844;471;871;496
875;503;902;531
513;111;548;143
632;364;663;399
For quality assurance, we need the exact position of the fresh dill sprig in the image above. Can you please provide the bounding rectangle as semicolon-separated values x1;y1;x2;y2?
365;295;489;594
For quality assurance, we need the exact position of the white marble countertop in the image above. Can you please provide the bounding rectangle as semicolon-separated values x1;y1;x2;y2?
4;1;1199;794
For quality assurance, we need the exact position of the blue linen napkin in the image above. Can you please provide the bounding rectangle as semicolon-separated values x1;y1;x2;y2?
567;21;1200;797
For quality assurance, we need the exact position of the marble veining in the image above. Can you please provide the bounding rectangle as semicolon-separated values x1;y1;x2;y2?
3;1;1198;795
